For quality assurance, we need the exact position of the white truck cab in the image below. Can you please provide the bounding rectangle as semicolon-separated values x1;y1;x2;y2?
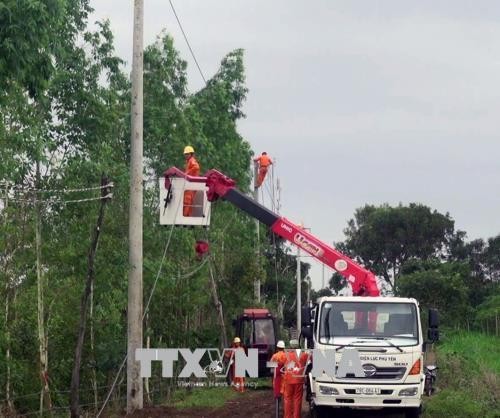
303;296;438;418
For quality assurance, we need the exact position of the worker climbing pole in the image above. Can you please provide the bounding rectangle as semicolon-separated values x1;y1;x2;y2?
253;151;273;188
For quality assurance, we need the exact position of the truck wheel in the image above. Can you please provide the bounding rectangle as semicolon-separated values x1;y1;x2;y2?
405;407;422;418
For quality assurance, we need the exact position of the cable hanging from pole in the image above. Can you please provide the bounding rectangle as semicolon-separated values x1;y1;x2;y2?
6;194;113;205
168;0;207;84
0;182;114;194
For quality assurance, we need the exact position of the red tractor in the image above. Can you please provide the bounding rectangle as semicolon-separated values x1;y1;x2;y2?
233;308;278;376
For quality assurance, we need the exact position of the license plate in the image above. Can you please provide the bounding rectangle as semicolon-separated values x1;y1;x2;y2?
355;387;381;395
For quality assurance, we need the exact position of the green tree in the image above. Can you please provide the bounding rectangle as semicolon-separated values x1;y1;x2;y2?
328;272;348;295
338;203;457;290
0;0;92;98
396;261;470;327
475;294;500;335
449;234;500;306
0;3;129;412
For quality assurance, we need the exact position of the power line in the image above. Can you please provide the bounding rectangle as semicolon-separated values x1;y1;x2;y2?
5;194;113;205
0;183;114;194
168;0;207;85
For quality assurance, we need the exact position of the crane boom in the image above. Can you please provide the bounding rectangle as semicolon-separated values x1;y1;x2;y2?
164;167;380;296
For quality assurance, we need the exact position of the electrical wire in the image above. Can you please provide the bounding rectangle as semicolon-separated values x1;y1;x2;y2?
0;183;114;194
6;194;113;204
15;391;163;417
168;0;207;85
0;383;127;406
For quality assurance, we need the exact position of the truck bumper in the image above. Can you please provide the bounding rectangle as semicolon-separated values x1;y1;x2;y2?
312;381;423;409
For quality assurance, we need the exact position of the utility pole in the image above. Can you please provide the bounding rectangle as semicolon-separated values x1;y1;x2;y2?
296;247;301;334
253;161;260;303
127;0;143;412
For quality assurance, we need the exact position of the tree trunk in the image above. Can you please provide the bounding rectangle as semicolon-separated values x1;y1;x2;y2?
144;314;152;406
70;176;110;418
3;192;14;414
36;161;52;416
90;279;98;412
208;264;228;349
5;284;14;414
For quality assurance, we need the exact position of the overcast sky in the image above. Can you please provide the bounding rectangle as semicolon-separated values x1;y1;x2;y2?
90;1;500;289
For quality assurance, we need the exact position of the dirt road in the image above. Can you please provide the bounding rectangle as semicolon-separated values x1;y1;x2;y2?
125;389;406;418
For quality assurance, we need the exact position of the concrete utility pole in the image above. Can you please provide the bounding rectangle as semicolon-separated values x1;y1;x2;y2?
253;162;261;303
127;0;144;412
296;247;301;334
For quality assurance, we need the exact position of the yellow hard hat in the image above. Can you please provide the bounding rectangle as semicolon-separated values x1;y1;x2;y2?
184;145;195;154
233;337;241;343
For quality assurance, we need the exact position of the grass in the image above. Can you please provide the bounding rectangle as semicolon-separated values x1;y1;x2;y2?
170;385;240;409
167;377;271;409
437;331;500;374
423;331;500;418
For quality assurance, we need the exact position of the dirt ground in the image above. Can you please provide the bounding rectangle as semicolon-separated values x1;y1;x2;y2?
123;389;303;418
122;389;406;418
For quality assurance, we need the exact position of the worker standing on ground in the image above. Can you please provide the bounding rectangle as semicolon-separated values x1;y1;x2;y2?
225;337;246;392
270;340;286;415
283;339;308;418
183;145;200;216
253;151;272;188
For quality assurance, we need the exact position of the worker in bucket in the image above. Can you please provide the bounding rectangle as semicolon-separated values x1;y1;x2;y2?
183;145;200;216
270;340;286;415
283;339;308;418
225;337;246;392
253;151;272;188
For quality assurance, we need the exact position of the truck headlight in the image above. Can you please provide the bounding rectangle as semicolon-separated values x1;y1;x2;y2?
399;387;418;396
319;385;338;395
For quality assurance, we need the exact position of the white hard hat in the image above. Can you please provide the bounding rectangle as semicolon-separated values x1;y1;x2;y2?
276;340;285;349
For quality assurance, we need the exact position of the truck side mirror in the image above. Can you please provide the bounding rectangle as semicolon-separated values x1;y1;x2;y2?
302;306;312;327
428;309;439;329
427;309;439;342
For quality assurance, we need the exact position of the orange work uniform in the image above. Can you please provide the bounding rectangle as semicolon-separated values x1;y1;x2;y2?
224;343;245;392
254;154;272;188
271;350;286;399
283;350;308;418
183;155;200;216
231;345;246;392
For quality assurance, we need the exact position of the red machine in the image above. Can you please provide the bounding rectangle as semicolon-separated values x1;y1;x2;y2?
164;167;380;297
233;308;277;376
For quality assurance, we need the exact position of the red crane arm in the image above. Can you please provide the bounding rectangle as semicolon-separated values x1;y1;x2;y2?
269;218;379;296
163;167;380;296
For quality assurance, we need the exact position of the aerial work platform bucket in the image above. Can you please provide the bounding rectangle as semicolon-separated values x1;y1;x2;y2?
159;177;211;226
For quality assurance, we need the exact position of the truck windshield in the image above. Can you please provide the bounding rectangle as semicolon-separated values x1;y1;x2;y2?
319;302;418;346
